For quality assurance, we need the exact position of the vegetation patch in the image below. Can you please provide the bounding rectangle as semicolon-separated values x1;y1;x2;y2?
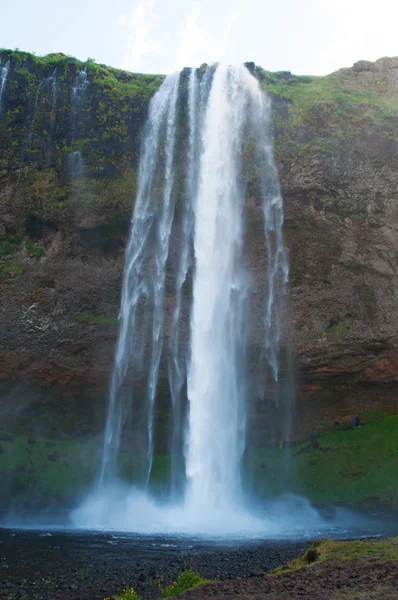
73;311;118;328
324;321;353;335
271;536;398;575
105;569;208;600
250;413;398;504
0;236;21;257
26;240;44;257
158;569;209;598
0;431;99;506
106;587;142;600
0;262;26;276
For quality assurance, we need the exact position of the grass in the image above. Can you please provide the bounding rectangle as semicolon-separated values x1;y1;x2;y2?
260;69;398;114
0;262;26;276
0;431;176;503
272;536;398;575
26;241;44;257
0;236;21;257
158;569;209;598
0;432;99;500
105;568;209;600
250;412;398;504
260;65;398;170
294;413;398;504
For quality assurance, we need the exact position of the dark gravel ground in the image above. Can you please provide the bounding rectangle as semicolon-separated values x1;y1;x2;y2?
0;529;309;600
182;557;398;600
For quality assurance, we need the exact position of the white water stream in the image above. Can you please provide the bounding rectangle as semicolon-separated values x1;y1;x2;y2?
74;63;291;534
69;67;89;178
0;60;10;117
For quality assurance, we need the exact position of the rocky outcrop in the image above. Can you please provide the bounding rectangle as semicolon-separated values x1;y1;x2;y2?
274;58;398;430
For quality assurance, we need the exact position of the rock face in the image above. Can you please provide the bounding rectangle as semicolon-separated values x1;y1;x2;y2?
272;57;398;432
0;51;398;456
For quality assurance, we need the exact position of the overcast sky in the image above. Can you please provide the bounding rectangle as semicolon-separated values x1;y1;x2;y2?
2;0;398;75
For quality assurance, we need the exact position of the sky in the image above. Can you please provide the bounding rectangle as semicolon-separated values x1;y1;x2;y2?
2;0;398;75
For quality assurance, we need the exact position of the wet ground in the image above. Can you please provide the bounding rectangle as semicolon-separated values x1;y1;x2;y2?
0;528;309;599
1;508;397;600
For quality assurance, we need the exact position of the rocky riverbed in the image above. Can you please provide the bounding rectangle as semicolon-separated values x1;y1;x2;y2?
0;528;309;600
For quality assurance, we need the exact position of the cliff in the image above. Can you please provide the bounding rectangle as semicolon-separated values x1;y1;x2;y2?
0;50;398;507
268;57;398;432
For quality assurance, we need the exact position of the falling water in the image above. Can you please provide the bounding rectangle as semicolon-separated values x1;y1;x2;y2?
50;67;57;126
69;68;89;178
167;67;198;495
27;71;57;157
74;63;291;533
100;72;181;485
68;150;84;178
185;64;257;512
27;79;45;145
0;60;10;117
72;67;88;99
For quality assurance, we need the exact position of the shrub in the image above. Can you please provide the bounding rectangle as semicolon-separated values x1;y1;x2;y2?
1;262;26;276
159;568;209;598
0;236;21;257
26;241;44;257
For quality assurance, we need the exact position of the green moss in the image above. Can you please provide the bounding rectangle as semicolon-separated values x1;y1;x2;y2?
0;236;21;257
1;262;26;276
324;321;353;335
250;414;398;504
73;312;119;328
0;432;98;501
26;241;44;257
0;432;180;508
0;48;163;231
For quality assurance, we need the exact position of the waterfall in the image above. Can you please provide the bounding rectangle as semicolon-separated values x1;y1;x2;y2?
27;71;57;158
0;60;10;117
27;80;45;146
167;67;198;496
100;72;181;486
50;67;57;126
68;150;84;178
69;67;89;178
74;63;291;534
185;64;254;511
72;67;88;99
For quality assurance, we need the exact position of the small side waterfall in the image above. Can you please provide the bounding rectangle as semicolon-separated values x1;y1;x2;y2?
69;68;89;178
50;67;57;126
72;67;88;99
167;67;198;496
0;60;10;117
26;72;56;156
74;63;292;534
27;79;45;146
100;73;181;486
